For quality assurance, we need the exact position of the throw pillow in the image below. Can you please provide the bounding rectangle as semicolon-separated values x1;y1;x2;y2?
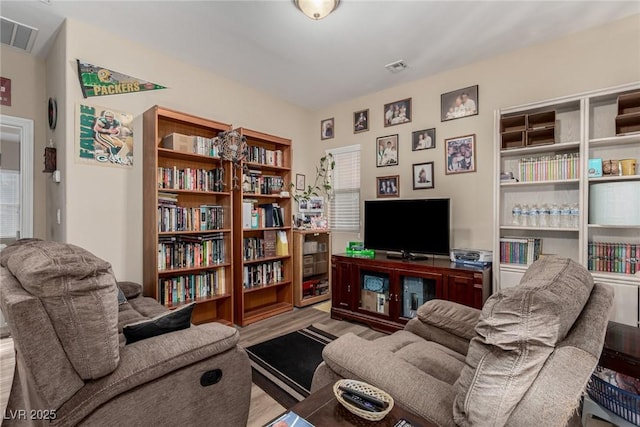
124;303;195;345
117;287;128;305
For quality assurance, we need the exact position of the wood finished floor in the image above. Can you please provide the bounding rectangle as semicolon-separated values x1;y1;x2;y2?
0;303;385;427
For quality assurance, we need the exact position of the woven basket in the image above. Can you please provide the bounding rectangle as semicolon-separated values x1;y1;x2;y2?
333;379;394;421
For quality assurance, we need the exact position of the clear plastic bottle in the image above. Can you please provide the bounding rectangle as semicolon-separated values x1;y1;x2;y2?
539;204;550;228
521;204;530;227
560;204;571;228
570;203;580;228
549;203;560;227
529;205;539;227
512;204;522;226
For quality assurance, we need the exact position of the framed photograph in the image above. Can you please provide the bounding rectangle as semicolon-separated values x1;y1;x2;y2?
445;134;476;174
441;85;478;122
384;98;412;127
295;173;306;191
321;117;334;140
376;175;400;198
376;134;399;167
412;128;436;151
412;162;434;190
308;196;324;213
353;109;369;133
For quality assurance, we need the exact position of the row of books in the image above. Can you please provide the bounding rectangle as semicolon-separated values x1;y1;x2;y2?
157;202;225;232
243;230;289;260
243;170;285;195
242;201;286;229
246;145;284;167
500;237;542;265
157;166;225;192
587;242;640;274
158;269;226;306
158;233;225;271
517;153;580;182
243;260;284;289
194;136;221;157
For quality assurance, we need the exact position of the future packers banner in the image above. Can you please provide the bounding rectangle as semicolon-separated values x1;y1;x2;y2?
77;60;166;98
76;103;134;167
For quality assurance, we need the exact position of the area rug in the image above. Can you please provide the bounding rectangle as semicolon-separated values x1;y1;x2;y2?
246;325;337;409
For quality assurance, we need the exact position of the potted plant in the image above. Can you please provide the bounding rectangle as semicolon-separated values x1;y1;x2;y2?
291;154;335;229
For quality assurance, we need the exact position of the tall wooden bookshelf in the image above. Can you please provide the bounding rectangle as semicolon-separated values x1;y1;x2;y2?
233;128;293;326
143;106;234;325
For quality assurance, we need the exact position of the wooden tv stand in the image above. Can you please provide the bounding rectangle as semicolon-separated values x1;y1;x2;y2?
331;253;492;333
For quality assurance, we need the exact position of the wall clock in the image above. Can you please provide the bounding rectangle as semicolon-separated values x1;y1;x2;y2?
48;97;57;130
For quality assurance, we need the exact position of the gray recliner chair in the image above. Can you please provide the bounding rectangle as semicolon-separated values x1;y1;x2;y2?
0;239;251;426
312;256;613;426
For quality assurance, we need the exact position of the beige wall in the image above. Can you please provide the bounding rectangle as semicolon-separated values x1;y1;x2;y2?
315;14;640;254
0;46;47;239
56;19;315;282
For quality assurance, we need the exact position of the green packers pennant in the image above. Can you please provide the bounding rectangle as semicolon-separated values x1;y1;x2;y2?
77;60;166;98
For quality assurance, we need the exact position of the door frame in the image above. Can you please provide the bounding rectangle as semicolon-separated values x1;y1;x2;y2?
0;114;33;239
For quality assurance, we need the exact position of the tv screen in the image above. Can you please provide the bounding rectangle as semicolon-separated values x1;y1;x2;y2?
364;198;450;256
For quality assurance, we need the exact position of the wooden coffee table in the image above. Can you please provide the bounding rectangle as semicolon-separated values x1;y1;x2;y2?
283;383;436;427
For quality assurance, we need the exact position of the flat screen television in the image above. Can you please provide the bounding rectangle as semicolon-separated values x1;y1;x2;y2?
364;198;450;257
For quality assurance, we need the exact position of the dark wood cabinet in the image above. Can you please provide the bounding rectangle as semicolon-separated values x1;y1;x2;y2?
331;254;491;333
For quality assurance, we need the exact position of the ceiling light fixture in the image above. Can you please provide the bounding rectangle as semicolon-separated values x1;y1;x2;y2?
294;0;340;20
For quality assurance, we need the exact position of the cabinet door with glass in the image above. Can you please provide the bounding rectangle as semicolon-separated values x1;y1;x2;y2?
356;265;394;320
397;270;443;322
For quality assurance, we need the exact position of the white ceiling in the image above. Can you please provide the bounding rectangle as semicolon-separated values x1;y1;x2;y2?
1;1;639;110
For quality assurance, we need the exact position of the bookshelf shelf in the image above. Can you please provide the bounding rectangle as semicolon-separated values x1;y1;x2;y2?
233;128;293;326
143;106;234;325
500;226;579;232
500;140;580;156
588;175;640;183
500;178;579;187
165;293;232;309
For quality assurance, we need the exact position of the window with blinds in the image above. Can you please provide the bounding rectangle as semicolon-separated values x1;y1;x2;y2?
327;145;360;232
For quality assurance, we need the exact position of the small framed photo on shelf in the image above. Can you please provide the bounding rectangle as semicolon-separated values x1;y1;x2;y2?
412;162;434;190
445;134;476;174
376;175;400;198
376;134;399;167
321;118;334;140
384;98;412;127
412;128;435;151
299;196;324;213
353;109;369;133
441;85;478;122
295;173;306;191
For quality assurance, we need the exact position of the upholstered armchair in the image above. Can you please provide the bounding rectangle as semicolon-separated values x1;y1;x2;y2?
312;257;614;426
0;239;251;426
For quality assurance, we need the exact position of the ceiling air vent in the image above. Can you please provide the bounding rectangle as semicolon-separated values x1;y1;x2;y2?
385;60;408;74
1;17;38;53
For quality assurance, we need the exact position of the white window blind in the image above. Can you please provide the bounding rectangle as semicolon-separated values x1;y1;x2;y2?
327;145;360;232
0;170;20;239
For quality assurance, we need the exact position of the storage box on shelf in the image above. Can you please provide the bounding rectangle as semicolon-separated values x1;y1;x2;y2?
143;106;234;325
233;128;293;326
616;91;640;136
293;230;331;308
499;110;556;150
495;83;640;327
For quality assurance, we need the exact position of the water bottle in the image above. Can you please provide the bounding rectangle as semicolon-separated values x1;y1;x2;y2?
512;204;522;226
529;205;539;227
539;204;549;228
549;204;560;227
521;205;530;227
570;203;580;228
560;204;571;228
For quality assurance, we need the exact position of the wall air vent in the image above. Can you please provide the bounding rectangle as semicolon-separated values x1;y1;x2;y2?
1;17;38;53
384;60;408;74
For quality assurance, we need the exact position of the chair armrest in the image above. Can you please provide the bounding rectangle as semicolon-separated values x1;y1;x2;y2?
415;299;480;341
322;334;456;427
117;281;142;299
55;323;241;425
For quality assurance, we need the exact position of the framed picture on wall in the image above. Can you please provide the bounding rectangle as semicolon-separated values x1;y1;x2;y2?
441;85;478;122
445;134;476;174
412;162;434;190
384;98;412;127
295;173;306;191
321;118;334;140
412;128;436;151
376;175;399;198
353;109;369;133
376;134;399;167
